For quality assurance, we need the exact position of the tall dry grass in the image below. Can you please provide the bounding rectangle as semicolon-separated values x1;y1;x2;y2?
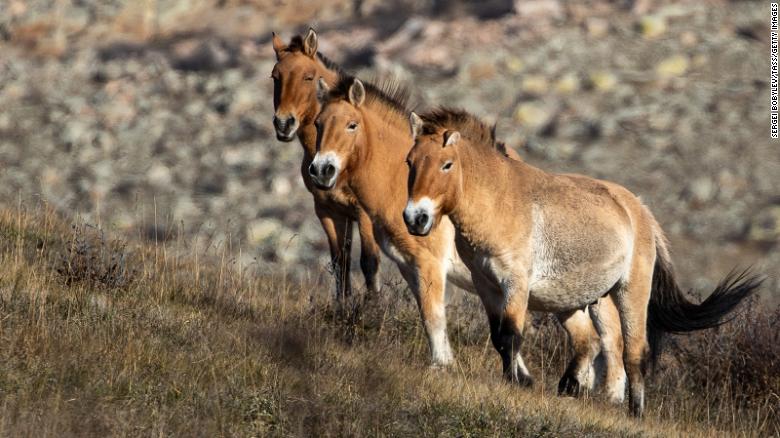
0;204;776;436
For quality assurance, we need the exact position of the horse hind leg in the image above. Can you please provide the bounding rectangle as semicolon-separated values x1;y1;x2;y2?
589;294;627;404
614;253;654;417
557;309;601;397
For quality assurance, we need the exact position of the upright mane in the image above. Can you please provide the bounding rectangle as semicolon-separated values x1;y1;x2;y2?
285;34;345;76
419;108;507;155
324;75;412;119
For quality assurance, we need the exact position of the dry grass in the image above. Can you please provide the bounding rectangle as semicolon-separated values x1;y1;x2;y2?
0;205;776;437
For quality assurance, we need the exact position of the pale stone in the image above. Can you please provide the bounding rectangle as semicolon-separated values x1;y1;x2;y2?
147;163;173;187
521;75;549;95
656;55;689;78
588;71;618;91
555;73;580;94
638;15;667;39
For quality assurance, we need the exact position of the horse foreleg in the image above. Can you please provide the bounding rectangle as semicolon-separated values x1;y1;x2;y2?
404;258;453;367
356;208;381;295
315;206;353;301
478;273;533;386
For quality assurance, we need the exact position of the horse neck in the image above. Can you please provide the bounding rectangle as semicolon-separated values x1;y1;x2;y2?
296;124;317;158
449;143;533;238
351;104;412;217
295;61;341;158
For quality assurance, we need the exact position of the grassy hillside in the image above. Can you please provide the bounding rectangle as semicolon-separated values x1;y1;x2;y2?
0;206;777;437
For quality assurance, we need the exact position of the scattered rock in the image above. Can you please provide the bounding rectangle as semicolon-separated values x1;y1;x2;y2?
554;73;580;94
587;71;618;92
584;18;610;38
687;177;716;204
147;164;173;188
656;55;689;79
748;206;780;243
521;75;549;96
514;102;555;132
247;218;283;246
170;38;239;72
680;31;698;48
504;56;525;74
514;0;564;22
638;15;667;39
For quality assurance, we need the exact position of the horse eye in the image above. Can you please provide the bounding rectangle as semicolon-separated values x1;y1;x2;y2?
442;161;453;172
304;75;314;81
347;122;358;131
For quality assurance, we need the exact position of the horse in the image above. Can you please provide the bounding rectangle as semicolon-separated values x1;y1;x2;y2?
402;107;763;417
271;29;381;299
310;75;628;400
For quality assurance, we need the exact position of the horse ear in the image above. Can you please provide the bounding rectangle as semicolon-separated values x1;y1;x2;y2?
272;32;285;59
349;79;366;107
443;131;461;147
317;78;330;103
409;112;423;139
303;28;318;58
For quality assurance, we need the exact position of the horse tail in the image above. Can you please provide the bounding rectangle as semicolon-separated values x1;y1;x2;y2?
646;221;763;367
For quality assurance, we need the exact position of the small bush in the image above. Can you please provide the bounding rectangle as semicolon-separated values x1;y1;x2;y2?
663;301;780;409
55;223;136;291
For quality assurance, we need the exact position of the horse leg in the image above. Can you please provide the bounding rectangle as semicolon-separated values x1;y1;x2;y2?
589;294;627;404
477;274;533;386
356;208;381;295
404;257;453;366
315;206;353;301
614;252;654;417
556;309;601;397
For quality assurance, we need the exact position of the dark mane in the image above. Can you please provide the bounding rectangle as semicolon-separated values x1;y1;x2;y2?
285;35;345;76
419;107;501;151
325;75;412;117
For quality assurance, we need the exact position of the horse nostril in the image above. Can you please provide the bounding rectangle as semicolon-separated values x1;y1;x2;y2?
323;164;336;179
308;162;318;177
415;213;429;229
274;116;295;134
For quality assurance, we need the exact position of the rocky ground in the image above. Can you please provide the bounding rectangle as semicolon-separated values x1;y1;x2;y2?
0;0;777;302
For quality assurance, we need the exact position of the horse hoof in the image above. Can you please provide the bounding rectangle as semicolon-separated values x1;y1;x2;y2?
505;373;534;388
518;375;534;388
557;374;581;397
428;361;452;371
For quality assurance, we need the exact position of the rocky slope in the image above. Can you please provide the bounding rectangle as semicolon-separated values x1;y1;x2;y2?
0;0;776;301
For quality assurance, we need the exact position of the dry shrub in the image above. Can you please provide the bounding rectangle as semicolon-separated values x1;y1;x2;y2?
660;300;780;409
55;223;136;291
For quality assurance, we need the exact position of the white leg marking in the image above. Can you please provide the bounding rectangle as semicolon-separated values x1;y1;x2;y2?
607;369;627;404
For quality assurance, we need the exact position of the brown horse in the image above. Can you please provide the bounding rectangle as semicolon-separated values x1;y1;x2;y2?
311;75;627;399
403;107;762;417
271;29;381;298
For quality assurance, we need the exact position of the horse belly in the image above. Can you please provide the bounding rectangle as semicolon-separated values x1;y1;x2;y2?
528;266;624;312
528;207;633;312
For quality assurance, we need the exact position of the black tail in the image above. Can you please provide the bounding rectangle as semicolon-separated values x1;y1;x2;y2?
646;249;763;366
